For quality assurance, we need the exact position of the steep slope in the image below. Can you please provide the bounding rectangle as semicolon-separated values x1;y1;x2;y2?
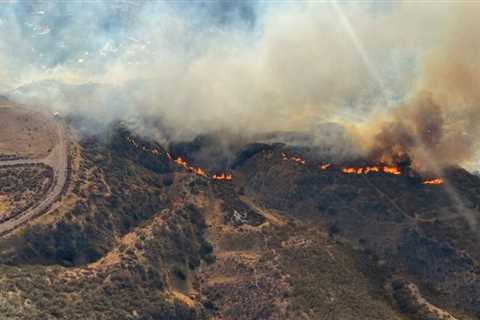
0;126;478;319
235;144;480;319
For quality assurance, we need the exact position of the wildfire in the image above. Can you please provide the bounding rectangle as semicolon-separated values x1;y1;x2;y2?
280;151;403;177
127;136;232;182
422;178;444;185
212;173;233;181
191;167;208;177
174;157;231;180
131;135;441;186
278;149;442;186
174;157;208;177
364;166;380;174
174;157;188;167
129;135;430;184
342;167;358;174
342;165;400;175
127;136;162;157
282;152;306;165
383;166;401;175
320;164;331;170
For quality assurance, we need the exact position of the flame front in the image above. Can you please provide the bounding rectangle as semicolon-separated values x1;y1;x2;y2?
342;167;358;174
422;178;443;185
174;157;188;168
129;135;429;184
127;136;163;158
282;152;306;165
127;136;232;181
281;152;402;177
174;157;232;180
212;173;233;181
191;167;208;177
175;157;209;178
383;166;401;175
364;166;380;174
342;165;400;175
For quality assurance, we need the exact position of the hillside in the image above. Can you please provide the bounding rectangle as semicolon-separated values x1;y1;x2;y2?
0;120;478;319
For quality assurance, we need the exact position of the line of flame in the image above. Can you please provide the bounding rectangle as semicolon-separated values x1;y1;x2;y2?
422;178;444;185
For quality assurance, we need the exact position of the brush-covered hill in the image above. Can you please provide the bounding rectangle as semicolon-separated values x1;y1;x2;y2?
0;122;479;320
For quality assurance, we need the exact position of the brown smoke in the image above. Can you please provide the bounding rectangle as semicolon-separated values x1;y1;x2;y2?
357;4;480;170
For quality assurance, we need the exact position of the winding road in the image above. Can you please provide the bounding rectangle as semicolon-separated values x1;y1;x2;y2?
0;117;68;236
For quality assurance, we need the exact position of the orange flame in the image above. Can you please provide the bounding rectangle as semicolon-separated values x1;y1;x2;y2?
342;167;357;174
127;136;166;159
174;157;189;168
175;157;207;177
127;137;232;182
291;156;306;165
282;152;306;165
363;166;380;174
212;173;233;181
383;166;401;175
191;167;208;177
174;157;231;180
422;178;443;185
342;165;400;176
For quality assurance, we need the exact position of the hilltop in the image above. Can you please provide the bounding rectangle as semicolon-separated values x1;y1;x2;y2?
0;117;478;319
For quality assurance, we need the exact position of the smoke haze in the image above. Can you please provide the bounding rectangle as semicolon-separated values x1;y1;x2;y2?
356;4;480;169
0;1;479;168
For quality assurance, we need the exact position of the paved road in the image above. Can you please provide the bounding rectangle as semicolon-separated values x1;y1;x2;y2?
0;118;68;236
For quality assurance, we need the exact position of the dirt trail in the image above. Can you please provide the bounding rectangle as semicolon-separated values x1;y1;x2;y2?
0;117;68;236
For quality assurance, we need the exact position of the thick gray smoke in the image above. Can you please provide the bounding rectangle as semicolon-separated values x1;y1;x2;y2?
1;1;479;168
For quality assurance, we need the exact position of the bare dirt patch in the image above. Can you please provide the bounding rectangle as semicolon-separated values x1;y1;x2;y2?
0;104;57;159
0;196;10;217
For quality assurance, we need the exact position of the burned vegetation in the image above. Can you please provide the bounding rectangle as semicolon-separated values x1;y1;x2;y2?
0;124;479;320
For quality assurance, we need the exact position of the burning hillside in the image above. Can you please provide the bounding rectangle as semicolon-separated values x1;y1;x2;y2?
127;135;233;181
422;178;444;185
174;156;232;181
0;118;477;320
279;150;443;185
0;2;479;320
341;165;400;175
129;127;437;185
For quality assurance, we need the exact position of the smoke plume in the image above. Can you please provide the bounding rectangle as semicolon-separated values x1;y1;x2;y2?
0;1;478;168
355;4;480;169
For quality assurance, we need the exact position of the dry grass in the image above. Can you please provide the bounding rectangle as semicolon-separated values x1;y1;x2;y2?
0;105;56;159
0;195;10;217
170;291;196;308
